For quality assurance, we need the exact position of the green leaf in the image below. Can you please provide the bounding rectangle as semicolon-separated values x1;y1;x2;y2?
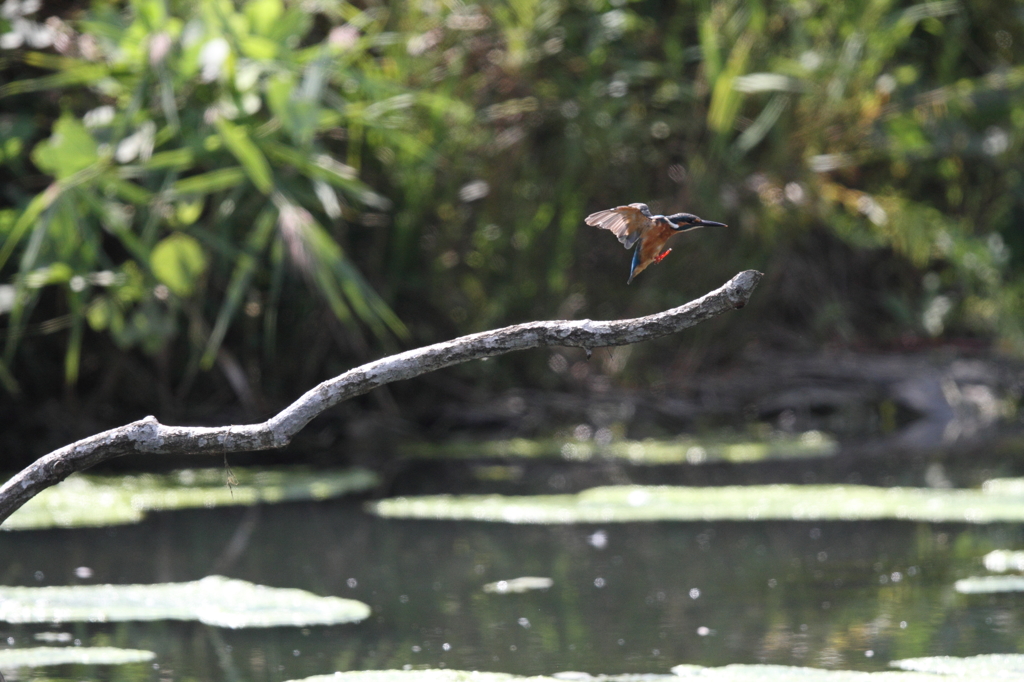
174;199;205;226
200;207;277;369
245;0;285;35
887;116;931;153
292;215;404;338
31;115;99;180
240;35;280;59
265;71;321;146
64;294;85;385
699;16;723;88
261;141;388;206
150;233;208;297
86;296;117;331
265;72;299;128
145;148;196;170
23;262;73;288
0;63;109;98
733;94;790;155
132;0;168;29
214;118;274;194
170;167;247;195
707;32;755;134
103;176;153;205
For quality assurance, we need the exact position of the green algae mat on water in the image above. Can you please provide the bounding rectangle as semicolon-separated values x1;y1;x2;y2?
0;646;156;668
954;575;1024;593
399;431;836;465
281;657;1024;682
0;575;370;628
889;654;1024;675
286;672;523;682
1;466;379;530
370;482;1024;524
482;576;554;593
670;665;956;680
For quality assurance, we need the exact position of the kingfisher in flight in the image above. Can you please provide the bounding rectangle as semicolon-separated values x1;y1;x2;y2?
585;203;727;284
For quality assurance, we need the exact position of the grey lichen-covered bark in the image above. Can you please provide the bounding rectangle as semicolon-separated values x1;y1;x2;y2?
0;270;762;526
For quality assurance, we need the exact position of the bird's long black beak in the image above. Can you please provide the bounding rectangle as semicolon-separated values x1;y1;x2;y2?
670;219;727;232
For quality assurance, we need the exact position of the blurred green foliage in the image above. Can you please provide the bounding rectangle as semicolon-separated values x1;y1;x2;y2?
0;0;412;398
1;0;1023;407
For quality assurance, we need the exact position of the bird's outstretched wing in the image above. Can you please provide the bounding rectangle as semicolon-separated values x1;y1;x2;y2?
584;203;652;250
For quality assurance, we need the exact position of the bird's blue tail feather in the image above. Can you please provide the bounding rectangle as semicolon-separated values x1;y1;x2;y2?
627;241;642;284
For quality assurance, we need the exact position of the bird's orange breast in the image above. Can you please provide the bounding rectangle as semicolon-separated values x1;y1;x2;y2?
633;222;676;276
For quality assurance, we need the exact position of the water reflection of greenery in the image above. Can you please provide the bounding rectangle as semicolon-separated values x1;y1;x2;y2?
336;520;1024;674
2;506;1024;678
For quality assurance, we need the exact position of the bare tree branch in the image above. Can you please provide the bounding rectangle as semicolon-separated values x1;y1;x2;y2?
0;270;762;526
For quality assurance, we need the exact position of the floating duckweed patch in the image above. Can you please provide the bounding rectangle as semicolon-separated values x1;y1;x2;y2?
287;673;677;682
954;575;1024;593
399;431;835;465
981;478;1024;494
283;663;1024;682
890;653;1024;675
671;664;949;680
482;576;554;593
0;575;370;628
284;671;523;682
0;646;156;667
552;674;674;682
982;549;1024;572
370;483;1024;524
2;466;379;531
608;677;675;681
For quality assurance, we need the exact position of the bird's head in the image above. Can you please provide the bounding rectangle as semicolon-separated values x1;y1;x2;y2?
666;213;727;231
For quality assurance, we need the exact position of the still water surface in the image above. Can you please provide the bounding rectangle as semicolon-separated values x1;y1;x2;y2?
0;496;1021;680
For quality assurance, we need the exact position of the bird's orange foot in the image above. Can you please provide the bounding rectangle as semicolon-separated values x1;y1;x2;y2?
653;248;672;264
